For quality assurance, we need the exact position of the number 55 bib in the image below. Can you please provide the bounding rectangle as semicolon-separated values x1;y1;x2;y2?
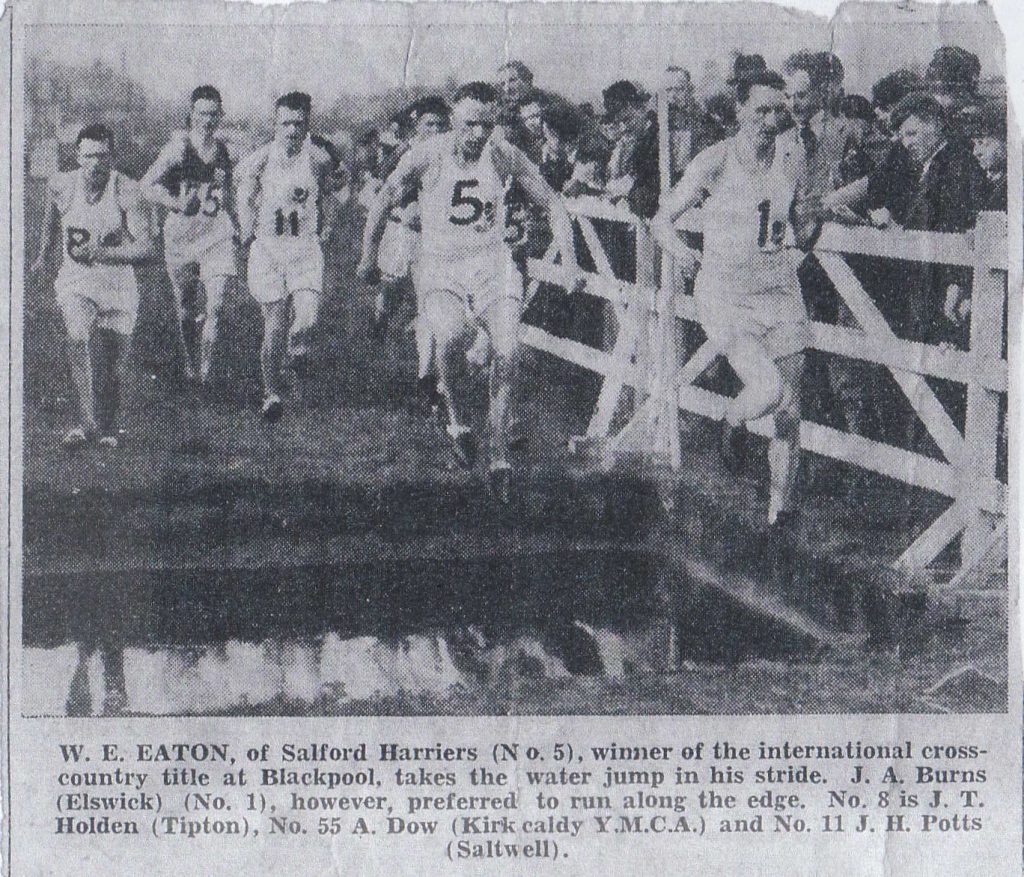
162;138;235;262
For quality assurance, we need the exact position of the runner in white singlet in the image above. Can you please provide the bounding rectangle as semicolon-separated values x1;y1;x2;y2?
236;91;339;422
30;124;155;448
142;85;239;384
368;98;452;412
357;82;584;501
652;70;822;545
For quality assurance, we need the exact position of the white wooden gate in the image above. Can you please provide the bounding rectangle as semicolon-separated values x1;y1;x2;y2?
521;194;1008;581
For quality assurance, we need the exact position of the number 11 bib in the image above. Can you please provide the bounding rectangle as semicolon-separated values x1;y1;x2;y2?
256;140;321;245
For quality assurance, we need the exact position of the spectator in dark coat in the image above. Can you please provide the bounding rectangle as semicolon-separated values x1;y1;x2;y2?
836;95;879;186
968;101;1008;211
602;80;660;219
868;93;988;345
663;66;723;182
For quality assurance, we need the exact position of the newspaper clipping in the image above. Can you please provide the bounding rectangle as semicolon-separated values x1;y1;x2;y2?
1;0;1021;873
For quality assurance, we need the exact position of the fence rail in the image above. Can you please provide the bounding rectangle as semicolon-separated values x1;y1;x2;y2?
522;196;1009;580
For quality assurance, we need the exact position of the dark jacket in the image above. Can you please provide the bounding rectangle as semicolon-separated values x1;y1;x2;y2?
868;138;988;344
626;113;660;220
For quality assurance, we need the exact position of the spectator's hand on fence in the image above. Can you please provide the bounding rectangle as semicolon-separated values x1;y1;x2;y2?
868;207;893;228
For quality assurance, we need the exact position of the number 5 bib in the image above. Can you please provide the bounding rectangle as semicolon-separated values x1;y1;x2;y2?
418;138;507;264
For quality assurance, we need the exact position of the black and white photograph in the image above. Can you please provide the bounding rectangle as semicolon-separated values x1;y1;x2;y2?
14;0;1012;721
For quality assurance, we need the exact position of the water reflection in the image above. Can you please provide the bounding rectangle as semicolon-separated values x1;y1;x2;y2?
23;626;646;716
23;540;845;716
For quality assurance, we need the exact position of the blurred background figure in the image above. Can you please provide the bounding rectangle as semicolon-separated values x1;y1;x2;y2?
871;68;924;135
836;94;882;187
517;94;546;164
926;44;982;138
662;65;720;183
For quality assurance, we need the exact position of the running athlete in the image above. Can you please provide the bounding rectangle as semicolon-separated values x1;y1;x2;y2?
235;91;339;421
357;82;582;501
370;97;452;411
651;69;821;542
141;85;239;384
31;124;155;448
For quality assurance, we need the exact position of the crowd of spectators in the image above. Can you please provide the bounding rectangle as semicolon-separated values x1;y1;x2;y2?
350;47;1008;462
353;44;1005;262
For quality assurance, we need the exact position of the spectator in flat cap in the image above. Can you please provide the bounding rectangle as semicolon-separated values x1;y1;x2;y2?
836;95;882;186
538;102;605;196
871;69;924;134
926;46;981;97
870;92;988;343
726;53;767;88
926;46;983;140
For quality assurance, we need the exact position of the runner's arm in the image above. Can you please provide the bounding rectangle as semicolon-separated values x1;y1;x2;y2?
357;147;427;281
504;142;580;274
140;136;187;212
222;163;241;236
314;149;343;244
821;175;869;214
91;182;156;265
650;142;721;274
30;180;61;274
234;147;269;245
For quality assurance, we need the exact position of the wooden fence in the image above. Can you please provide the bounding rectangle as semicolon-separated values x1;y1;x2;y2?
521;188;1008;582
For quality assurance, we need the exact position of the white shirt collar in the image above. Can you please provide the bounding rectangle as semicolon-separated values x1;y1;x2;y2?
921;140;949;178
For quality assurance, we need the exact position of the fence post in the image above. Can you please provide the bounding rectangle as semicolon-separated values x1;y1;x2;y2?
960;210;1007;569
657;88;672;195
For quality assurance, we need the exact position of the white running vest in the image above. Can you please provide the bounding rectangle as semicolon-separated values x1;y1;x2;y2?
699;138;799;288
255;139;321;243
56;170;135;291
418;138;506;263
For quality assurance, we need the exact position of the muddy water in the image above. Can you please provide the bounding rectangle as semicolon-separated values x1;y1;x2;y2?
22;546;830;716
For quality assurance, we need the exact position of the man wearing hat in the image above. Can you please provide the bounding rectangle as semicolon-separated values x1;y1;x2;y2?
865;92;988;449
602;80;660;219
